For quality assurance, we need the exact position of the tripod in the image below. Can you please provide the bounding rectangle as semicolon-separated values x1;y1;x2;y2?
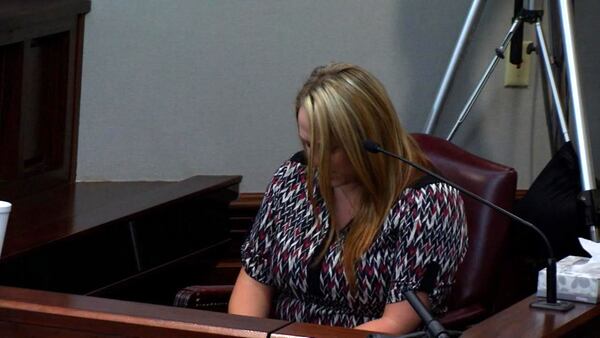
424;0;600;242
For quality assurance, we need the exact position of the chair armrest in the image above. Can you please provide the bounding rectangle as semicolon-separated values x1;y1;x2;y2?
173;285;487;329
173;285;234;312
438;304;488;330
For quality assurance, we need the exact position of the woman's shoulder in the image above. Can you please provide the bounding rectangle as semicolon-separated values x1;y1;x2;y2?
396;175;462;207
289;150;307;165
408;175;459;195
269;151;307;188
407;174;441;190
388;175;466;235
274;150;306;174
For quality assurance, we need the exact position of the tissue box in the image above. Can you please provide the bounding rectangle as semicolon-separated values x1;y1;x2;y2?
537;256;600;304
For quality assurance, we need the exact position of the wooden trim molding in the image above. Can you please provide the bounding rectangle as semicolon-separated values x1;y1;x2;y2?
515;189;527;200
229;192;264;210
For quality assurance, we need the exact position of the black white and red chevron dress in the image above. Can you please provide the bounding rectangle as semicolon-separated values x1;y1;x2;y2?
241;153;468;328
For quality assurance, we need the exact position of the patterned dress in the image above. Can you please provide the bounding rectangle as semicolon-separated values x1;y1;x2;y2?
241;152;468;328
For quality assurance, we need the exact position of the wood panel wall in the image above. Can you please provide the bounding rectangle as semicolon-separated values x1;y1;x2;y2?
0;0;91;200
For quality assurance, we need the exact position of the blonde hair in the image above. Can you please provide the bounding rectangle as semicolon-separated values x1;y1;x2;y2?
296;63;432;287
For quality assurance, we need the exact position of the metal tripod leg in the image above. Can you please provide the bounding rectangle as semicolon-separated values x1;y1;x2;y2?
532;22;570;143
557;0;600;241
423;1;599;242
446;18;523;141
423;0;487;134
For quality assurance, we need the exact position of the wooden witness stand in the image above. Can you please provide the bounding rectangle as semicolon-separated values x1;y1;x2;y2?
0;285;367;338
0;174;371;338
1;0;599;337
0;175;598;337
0;286;599;337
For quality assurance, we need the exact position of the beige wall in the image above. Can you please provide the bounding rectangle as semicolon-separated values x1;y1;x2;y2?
77;0;599;191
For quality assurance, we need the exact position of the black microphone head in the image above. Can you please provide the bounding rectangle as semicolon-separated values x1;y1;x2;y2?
363;140;381;153
419;262;440;293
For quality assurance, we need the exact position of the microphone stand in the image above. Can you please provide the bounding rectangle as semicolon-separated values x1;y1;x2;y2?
368;290;461;338
363;140;574;311
402;290;452;338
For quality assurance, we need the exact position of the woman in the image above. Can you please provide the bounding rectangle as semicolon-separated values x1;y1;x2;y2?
229;63;468;335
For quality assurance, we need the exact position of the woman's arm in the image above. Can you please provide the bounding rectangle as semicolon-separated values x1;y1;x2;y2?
355;292;430;335
362;183;466;335
228;268;274;317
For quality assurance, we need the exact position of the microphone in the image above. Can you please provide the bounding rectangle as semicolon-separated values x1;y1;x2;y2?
363;140;574;312
402;292;450;338
368;262;454;338
368;263;460;338
403;263;452;338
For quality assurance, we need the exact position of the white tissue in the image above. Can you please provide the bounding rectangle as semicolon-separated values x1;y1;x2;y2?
572;238;600;273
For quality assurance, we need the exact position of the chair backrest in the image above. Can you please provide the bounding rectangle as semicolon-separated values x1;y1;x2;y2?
412;133;517;314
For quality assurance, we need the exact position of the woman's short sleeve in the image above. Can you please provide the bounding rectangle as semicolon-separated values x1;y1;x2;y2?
240;161;292;286
386;183;468;313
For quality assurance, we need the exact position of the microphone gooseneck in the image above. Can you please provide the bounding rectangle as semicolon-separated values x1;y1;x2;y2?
362;139;574;312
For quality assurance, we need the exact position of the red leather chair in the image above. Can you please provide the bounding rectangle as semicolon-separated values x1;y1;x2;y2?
411;133;517;328
174;133;517;329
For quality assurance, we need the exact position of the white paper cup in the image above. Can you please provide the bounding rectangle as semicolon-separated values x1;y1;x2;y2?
0;201;12;256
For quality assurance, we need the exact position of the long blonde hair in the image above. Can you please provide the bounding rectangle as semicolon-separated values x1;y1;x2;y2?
295;63;432;287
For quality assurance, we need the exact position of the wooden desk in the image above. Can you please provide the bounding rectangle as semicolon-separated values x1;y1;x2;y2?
271;322;370;338
2;286;599;338
463;295;600;338
0;175;241;305
0;286;288;338
0;286;370;338
272;296;600;338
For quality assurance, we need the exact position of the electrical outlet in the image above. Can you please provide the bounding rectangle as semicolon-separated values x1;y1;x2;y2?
504;40;532;87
